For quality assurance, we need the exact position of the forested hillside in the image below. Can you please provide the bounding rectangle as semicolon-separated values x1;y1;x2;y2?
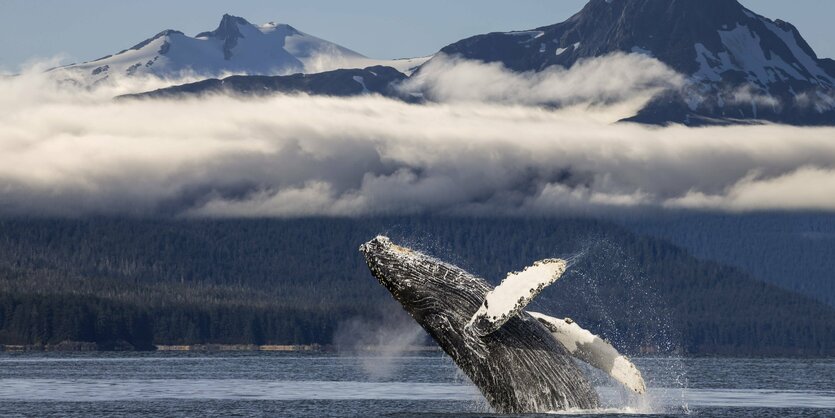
624;213;835;307
0;218;832;356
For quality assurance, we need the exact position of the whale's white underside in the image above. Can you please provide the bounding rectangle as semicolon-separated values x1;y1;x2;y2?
530;312;647;394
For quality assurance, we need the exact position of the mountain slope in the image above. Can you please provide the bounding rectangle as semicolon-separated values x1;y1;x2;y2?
54;14;429;85
120;65;409;100
432;0;835;125
623;213;835;307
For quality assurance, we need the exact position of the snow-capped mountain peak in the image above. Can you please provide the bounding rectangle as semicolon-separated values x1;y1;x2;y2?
54;14;429;86
433;0;835;125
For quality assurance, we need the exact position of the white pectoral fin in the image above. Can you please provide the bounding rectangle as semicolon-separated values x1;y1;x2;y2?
466;259;567;337
529;312;647;395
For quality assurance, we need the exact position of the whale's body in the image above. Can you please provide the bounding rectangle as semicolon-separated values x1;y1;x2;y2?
360;236;600;413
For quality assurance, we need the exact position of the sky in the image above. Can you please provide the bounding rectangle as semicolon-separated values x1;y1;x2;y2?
1;0;834;72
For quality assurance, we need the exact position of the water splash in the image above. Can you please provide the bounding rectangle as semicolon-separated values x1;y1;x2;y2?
534;236;691;414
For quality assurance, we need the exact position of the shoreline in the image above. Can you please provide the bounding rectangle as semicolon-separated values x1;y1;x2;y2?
1;343;832;358
0;343;442;353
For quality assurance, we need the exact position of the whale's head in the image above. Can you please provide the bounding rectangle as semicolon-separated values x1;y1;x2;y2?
359;236;489;327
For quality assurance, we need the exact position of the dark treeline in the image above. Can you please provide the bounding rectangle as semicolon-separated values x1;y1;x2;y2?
0;290;360;349
0;217;832;356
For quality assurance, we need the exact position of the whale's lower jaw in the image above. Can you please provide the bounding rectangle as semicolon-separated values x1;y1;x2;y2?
360;237;600;413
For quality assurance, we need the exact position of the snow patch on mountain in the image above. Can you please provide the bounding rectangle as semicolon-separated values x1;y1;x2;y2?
505;30;545;39
761;21;833;85
719;24;804;84
556;42;580;56
352;75;370;94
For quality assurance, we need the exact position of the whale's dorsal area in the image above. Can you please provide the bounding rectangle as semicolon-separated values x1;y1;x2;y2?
466;259;567;336
529;312;647;395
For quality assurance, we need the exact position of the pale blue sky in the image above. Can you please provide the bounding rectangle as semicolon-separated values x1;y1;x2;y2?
1;0;833;72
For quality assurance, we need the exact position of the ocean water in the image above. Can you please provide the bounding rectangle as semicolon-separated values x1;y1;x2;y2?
0;352;832;417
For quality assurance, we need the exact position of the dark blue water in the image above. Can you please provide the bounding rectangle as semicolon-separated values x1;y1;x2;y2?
0;352;832;417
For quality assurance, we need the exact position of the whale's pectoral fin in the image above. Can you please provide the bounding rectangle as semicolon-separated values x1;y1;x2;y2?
528;311;647;395
466;259;567;337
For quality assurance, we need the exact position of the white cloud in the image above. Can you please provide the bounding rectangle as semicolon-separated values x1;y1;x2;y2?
730;85;780;109
399;53;684;108
0;56;834;217
667;167;835;211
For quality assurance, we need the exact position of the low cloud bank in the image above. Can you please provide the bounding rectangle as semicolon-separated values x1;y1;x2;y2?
399;53;684;108
1;55;834;217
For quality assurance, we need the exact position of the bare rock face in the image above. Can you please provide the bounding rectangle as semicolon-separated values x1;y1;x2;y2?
195;14;256;61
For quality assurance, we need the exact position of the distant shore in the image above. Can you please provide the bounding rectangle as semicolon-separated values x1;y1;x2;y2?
3;343;833;358
0;342;441;353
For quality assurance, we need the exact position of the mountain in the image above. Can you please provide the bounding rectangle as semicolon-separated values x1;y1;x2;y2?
432;0;835;126
120;65;410;100
54;14;429;85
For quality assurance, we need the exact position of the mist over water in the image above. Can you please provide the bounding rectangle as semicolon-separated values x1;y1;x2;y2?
332;309;428;380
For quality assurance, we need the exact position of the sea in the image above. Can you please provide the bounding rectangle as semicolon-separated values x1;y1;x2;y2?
0;352;832;417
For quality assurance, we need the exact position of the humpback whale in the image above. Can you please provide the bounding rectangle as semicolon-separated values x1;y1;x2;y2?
360;236;645;413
